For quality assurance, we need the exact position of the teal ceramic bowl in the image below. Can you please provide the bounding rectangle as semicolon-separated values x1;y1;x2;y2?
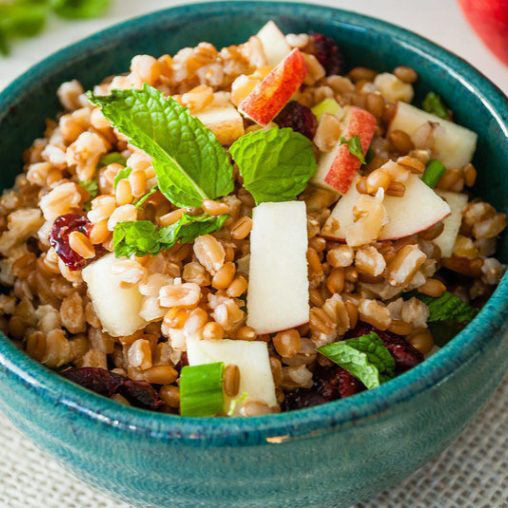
0;2;507;507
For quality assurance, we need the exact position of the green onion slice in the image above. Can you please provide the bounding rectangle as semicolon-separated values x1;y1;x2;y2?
422;91;450;120
422;159;446;188
180;362;225;417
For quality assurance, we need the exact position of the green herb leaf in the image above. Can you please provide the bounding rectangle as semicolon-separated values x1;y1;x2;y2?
340;135;365;164
113;167;131;190
422;91;450;120
318;332;394;390
113;214;228;258
79;179;99;198
50;0;110;19
134;186;158;208
180;362;225;417
229;127;317;205
100;152;127;168
416;291;478;324
113;221;161;258
159;214;228;246
89;85;234;208
422;159;446;188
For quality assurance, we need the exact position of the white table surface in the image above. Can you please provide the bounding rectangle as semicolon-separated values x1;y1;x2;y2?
0;1;507;507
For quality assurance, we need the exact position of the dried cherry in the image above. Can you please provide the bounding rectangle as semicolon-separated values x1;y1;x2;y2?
311;33;344;75
274;101;318;140
50;213;93;270
61;367;163;411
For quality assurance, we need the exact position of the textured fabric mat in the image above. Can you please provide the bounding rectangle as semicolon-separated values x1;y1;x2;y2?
1;375;507;507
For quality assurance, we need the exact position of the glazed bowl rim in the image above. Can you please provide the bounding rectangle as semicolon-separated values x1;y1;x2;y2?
0;0;507;446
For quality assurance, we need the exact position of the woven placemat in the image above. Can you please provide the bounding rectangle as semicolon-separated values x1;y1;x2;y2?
1;375;507;507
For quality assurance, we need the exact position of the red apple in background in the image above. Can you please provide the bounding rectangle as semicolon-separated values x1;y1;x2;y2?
458;0;508;67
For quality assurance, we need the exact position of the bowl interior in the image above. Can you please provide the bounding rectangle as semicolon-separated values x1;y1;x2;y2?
0;1;507;440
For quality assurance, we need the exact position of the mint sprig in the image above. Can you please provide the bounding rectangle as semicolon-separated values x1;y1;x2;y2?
340;135;365;164
113;214;228;258
416;291;478;323
89;85;234;208
318;332;394;389
229;127;317;205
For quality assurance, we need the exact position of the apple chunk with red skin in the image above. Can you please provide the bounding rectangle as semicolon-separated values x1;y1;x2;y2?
238;49;307;126
323;174;451;242
247;201;309;334
312;107;377;194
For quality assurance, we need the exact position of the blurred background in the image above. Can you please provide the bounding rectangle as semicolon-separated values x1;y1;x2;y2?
1;0;507;92
0;1;507;507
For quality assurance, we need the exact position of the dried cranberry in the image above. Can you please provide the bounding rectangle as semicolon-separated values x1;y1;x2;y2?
274;101;318;140
377;331;424;372
174;352;188;373
311;33;344;75
50;213;106;270
282;389;328;411
119;379;162;411
315;364;364;400
50;213;93;270
62;367;124;397
61;367;163;411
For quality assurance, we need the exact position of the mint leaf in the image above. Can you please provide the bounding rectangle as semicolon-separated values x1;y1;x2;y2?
134;186;158;208
318;332;394;390
422;92;450;120
100;152;127;167
89;85;234;208
230;127;317;205
79;179;99;198
160;214;228;246
113;167;131;189
113;221;161;258
416;291;478;323
50;0;110;19
113;214;227;258
340;135;365;164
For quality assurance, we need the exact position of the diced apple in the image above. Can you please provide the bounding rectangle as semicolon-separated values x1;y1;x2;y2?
247;201;309;334
312;106;377;194
195;103;245;145
256;20;291;68
186;337;277;412
323;174;451;242
389;102;478;168
238;48;307;126
82;253;147;337
311;98;342;122
434;190;468;257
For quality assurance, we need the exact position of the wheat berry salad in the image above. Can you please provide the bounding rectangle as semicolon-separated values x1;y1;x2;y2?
0;21;505;418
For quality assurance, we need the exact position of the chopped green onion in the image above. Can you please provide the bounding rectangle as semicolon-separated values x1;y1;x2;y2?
180;362;225;417
422;92;450;120
100;152;127;168
113;167;132;189
422;160;446;188
134;186;158;208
